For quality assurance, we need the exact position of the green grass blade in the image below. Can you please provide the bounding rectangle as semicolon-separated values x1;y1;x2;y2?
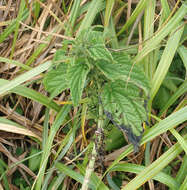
0;57;31;70
55;130;74;161
49;173;66;190
0;117;28;128
42;131;74;190
152;0;170;68
25;36;54;66
134;4;187;63
177;45;187;73
0;79;60;112
122;136;186;190
56;162;109;190
144;106;187;141
176;155;187;184
117;0;150;35
42;108;50;150
10;0;25;59
0;6;29;43
56;163;92;188
66;0;81;35
106;173;120;190
159;80;187;116
106;18;118;48
104;0;115;27
170;128;187;155
143;0;156;79
34;1;41;20
150;25;184;100
78;0;104;35
179;176;187;190
109;163;179;190
35;105;71;190
0;61;52;96
149;113;187;156
144;0;155;40
160;0;171;20
0;159;10;190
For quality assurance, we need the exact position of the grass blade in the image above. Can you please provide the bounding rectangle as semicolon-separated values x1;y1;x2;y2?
104;0;115;27
10;0;25;59
170;128;187;155
0;61;52;96
143;0;156;79
0;117;41;141
179;176;187;190
134;4;187;63
0;6;29;43
150;25;184;100
78;0;104;35
0;159;10;190
122;135;186;190
35;105;71;190
117;0;150;35
109;163;180;190
159;80;187;116
0;123;41;141
0;79;60;112
0;56;31;71
176;155;187;184
177;45;187;73
56;163;94;189
66;0;81;35
160;0;171;20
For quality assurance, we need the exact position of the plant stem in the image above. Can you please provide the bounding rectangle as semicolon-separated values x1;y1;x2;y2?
81;99;103;190
81;143;97;190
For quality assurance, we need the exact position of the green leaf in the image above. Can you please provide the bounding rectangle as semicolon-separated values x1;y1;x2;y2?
96;52;150;95
68;60;90;106
77;29;104;45
105;126;126;151
101;81;147;151
88;45;113;62
75;28;113;62
43;63;68;98
28;148;41;172
53;49;69;64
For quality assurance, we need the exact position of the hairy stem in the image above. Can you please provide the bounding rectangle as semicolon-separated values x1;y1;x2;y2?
81;102;103;190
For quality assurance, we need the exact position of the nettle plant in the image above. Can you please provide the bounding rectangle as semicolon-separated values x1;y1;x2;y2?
43;28;150;151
